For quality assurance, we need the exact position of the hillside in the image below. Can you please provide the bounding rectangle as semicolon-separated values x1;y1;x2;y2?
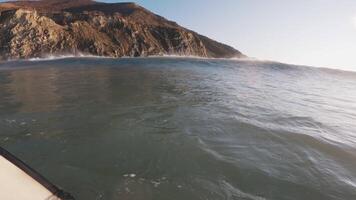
0;0;245;60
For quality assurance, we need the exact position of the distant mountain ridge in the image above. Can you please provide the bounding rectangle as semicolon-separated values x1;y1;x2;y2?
0;0;245;60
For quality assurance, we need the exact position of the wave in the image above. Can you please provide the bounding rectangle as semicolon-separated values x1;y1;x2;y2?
5;54;249;63
166;54;258;62
4;54;355;75
27;53;111;61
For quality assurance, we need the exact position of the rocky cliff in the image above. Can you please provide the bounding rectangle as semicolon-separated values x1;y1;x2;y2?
0;0;245;60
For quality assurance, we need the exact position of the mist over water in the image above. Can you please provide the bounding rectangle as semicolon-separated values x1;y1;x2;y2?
0;57;355;200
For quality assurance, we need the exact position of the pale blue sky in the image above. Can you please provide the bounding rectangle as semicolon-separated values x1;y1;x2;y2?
3;0;356;71
99;0;356;71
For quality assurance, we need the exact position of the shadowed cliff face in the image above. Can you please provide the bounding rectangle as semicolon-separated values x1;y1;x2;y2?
0;0;245;60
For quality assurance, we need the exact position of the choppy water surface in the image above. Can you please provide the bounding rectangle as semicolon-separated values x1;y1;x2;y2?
0;57;356;200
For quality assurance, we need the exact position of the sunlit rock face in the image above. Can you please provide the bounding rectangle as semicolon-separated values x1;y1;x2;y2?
0;0;245;60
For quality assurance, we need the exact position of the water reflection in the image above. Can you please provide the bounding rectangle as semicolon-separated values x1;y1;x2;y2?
7;68;61;113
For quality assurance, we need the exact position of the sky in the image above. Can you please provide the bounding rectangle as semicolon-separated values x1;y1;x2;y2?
2;0;356;71
98;0;356;71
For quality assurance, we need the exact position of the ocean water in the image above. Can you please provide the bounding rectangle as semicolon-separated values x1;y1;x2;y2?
0;57;356;200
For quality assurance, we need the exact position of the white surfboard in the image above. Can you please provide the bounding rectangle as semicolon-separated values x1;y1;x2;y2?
0;147;74;200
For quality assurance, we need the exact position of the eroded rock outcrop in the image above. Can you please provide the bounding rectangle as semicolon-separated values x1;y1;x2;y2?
0;0;245;60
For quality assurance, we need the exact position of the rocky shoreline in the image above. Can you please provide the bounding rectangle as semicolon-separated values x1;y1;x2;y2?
0;0;245;60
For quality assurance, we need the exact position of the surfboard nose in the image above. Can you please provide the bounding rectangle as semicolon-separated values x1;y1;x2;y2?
0;147;75;200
